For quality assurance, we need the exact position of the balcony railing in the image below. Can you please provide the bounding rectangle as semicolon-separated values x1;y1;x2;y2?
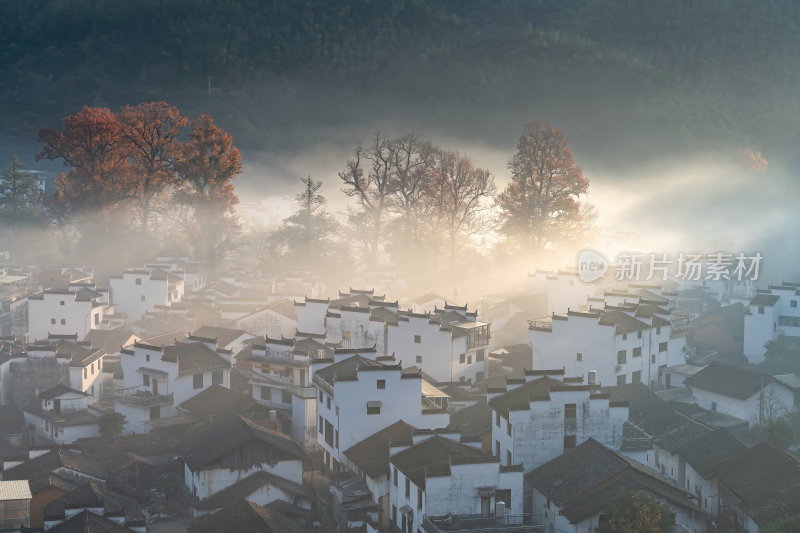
115;388;174;407
527;319;552;332
423;513;543;532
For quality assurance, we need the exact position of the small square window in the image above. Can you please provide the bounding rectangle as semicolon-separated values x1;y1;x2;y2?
140;295;146;302
416;356;422;364
467;355;472;364
622;333;627;340
758;305;765;314
656;327;662;335
414;335;421;344
146;353;150;362
367;403;380;415
327;397;331;409
377;379;386;389
459;353;465;364
633;347;642;358
59;300;65;306
60;319;66;325
136;278;142;285
576;352;582;361
193;373;203;389
51;318;56;325
792;300;798;308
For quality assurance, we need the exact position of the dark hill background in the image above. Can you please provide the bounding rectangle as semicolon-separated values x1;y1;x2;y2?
1;0;799;176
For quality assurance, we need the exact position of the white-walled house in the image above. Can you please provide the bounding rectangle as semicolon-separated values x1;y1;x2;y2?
233;298;298;339
527;269;611;315
28;288;115;341
312;354;450;472
488;370;629;472
294;292;493;384
181;414;310;518
343;420;417;530
116;339;231;434
386;306;491;384
529;303;686;388
743;283;800;364
527;438;708;533
23;385;100;444
238;335;327;451
713;442;800;532
109;268;185;322
645;428;746;518
684;362;797;426
389;433;524;533
32;335;107;405
189;325;254;355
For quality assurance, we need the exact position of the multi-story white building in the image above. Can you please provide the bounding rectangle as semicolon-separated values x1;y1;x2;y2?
109;268;185;322
27;287;115;341
312;354;450;472
295;291;492;384
388;433;523;533
116;338;231;434
529;301;687;388
238;335;330;450
488;370;629;472
743;282;800;364
23;384;100;444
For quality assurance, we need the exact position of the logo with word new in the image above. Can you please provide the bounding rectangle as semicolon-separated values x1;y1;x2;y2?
577;248;609;283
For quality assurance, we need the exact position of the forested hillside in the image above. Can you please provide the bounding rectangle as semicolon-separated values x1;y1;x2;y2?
2;0;799;172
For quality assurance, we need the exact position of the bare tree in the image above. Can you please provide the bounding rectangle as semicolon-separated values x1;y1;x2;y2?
427;149;495;263
387;134;435;242
339;133;397;261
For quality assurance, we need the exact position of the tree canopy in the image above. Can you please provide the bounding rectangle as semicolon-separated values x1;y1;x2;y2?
597;490;675;533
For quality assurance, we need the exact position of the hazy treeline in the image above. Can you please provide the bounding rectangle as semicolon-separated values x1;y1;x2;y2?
1;102;241;273
254;121;593;295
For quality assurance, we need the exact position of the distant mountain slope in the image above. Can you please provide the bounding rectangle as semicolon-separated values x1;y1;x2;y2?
1;0;797;170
